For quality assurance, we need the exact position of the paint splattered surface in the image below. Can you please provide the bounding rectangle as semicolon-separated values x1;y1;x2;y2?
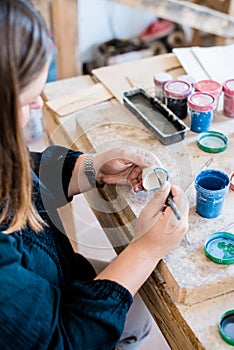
75;101;234;306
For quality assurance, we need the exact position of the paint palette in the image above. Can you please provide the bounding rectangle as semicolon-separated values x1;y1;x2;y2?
204;232;234;265
123;88;189;145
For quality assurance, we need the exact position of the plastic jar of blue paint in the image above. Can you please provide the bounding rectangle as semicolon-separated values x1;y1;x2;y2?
164;80;192;119
195;169;230;219
187;92;216;133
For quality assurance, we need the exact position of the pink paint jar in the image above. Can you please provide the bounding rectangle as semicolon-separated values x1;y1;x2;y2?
195;80;222;99
153;72;172;102
230;171;234;191
223;79;234;118
195;80;222;109
164;80;192;119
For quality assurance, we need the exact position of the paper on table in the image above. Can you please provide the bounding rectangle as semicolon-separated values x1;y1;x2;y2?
173;44;234;84
173;44;234;110
173;47;209;81
191;44;234;83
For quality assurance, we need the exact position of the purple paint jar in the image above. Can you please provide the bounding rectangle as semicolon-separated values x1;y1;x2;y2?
195;169;230;219
164;80;192;119
153;72;172;102
187;92;216;133
223;79;234;118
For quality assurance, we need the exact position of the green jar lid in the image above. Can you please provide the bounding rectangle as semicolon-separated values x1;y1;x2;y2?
197;131;228;153
204;232;234;265
219;310;234;346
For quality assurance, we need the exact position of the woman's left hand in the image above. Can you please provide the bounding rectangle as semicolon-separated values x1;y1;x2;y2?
94;147;161;192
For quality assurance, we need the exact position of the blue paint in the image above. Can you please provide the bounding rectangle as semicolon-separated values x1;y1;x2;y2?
189;109;213;133
195;169;230;218
188;92;216;133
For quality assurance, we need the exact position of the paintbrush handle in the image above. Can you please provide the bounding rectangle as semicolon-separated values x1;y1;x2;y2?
185;157;213;194
166;192;182;221
154;169;182;221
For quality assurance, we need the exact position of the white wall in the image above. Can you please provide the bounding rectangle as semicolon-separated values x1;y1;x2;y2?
78;0;155;63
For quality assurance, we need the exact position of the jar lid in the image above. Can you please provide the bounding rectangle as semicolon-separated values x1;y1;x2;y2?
223;79;234;96
164;80;192;99
188;92;216;112
142;167;169;191
219;310;234;345
195;79;222;98
197;131;228;153
204;232;234;265
153;72;172;86
177;74;196;87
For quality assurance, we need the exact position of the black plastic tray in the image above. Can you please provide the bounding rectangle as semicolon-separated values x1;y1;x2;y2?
123;88;189;145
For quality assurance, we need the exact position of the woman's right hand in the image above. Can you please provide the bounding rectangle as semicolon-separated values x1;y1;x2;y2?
95;182;189;296
132;183;189;262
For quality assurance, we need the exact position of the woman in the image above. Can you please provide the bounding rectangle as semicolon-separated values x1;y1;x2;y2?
0;1;189;349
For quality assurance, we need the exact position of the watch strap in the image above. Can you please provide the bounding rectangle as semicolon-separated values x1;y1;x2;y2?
84;154;104;188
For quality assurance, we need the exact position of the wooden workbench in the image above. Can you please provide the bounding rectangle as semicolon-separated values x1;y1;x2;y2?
42;53;234;350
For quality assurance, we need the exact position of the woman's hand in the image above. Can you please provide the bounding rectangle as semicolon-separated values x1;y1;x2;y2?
68;147;161;196
94;147;162;192
95;183;189;296
132;183;189;261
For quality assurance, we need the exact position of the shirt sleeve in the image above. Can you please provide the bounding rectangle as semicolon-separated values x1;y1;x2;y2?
30;145;83;208
0;234;133;350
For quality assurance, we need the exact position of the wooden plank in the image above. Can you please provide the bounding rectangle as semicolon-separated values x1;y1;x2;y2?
46;83;112;117
42;75;94;101
52;0;81;78
92;53;184;103
108;0;234;38
32;0;51;30
191;0;231;45
42;75;92;145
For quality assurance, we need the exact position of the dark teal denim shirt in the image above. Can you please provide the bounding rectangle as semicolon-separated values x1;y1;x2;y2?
0;146;132;350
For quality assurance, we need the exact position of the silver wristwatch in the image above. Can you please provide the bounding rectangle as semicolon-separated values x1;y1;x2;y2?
84;154;104;188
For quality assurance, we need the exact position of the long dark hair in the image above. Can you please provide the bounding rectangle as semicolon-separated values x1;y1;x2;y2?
0;0;51;233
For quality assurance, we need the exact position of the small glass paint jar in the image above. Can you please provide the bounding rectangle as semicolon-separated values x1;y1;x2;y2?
164;80;192;119
187;92;216;133
223;79;234;118
195;79;222;110
153;72;172;102
177;74;196;90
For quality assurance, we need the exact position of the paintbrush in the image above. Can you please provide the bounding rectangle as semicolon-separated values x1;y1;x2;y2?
185;157;213;194
154;170;182;221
